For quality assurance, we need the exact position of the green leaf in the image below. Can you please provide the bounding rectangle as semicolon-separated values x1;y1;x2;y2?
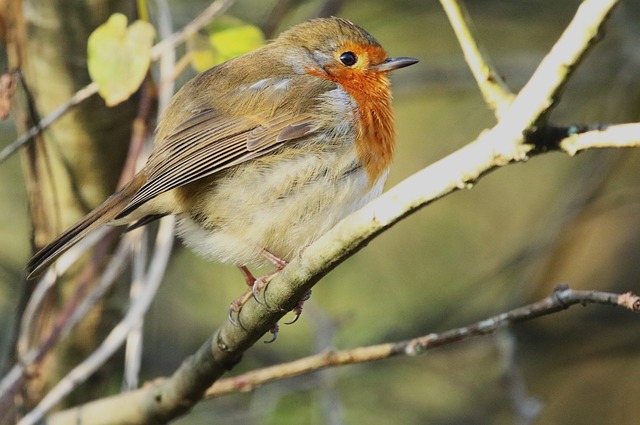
87;13;155;106
188;16;264;72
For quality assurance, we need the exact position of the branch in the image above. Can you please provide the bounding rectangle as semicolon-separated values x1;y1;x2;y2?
439;0;514;118
46;286;639;424
200;287;640;398
0;82;98;164
560;123;640;155
500;0;618;130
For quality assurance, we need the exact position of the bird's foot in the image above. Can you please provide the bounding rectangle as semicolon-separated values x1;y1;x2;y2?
284;290;312;325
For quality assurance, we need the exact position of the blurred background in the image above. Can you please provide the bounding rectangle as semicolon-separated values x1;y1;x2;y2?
1;0;639;424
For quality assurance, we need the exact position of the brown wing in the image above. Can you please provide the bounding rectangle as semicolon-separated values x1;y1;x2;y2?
116;108;316;218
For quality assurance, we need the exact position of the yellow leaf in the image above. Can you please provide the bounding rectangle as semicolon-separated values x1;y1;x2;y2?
88;13;155;106
187;16;264;72
209;17;264;65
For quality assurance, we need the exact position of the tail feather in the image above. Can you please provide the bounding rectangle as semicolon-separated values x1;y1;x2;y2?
26;174;146;278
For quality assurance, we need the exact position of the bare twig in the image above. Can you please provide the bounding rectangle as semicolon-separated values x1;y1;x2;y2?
122;231;147;392
439;0;514;118
10;0;182;417
0;82;98;164
123;0;177;392
149;0;234;61
198;287;638;398
40;286;637;423
153;0;177;112
499;0;619;131
15;227;110;359
261;0;301;39
0;230;126;416
16;217;175;425
560;123;640;155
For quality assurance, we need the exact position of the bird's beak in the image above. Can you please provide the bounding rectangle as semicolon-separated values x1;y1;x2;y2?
374;56;419;72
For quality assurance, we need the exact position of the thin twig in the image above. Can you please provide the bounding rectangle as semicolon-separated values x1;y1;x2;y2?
560;123;640;156
149;0;234;61
16;217;175;425
496;0;619;134
0;231;128;415
123;0;176;392
11;0;182;417
13;5;182;413
123;232;146;392
15;227;109;359
40;286;636;420
200;288;638;398
61;241;133;341
439;0;514;118
261;0;301;39
0;82;98;164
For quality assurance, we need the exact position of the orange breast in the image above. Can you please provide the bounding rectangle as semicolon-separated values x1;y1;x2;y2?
306;51;396;186
347;74;395;185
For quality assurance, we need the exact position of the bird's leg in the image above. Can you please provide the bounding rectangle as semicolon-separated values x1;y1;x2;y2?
259;250;312;326
227;251;289;328
228;266;258;326
238;265;256;287
228;251;308;341
261;248;288;269
255;250;313;329
251;249;289;302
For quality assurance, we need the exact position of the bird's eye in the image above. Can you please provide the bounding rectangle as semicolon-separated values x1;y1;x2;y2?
339;51;358;66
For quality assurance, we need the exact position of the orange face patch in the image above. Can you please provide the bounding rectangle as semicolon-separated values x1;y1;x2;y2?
306;42;395;185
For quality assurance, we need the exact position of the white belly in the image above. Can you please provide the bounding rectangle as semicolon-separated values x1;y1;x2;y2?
175;148;387;268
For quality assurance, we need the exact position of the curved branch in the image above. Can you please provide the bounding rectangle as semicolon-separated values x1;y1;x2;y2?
202;287;639;398
46;286;639;424
439;0;514;118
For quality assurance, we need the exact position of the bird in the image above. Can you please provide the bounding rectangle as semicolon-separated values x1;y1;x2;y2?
26;17;418;327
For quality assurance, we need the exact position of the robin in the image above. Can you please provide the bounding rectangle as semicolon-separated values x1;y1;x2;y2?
26;17;418;329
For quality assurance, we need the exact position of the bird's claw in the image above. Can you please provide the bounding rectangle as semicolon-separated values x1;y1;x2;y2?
252;277;266;305
284;290;311;325
229;263;309;342
263;322;279;343
284;313;300;325
251;270;280;305
227;289;255;327
227;305;239;327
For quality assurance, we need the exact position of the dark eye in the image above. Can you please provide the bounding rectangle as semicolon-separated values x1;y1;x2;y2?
339;51;358;66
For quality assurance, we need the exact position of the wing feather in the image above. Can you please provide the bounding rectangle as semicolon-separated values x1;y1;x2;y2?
116;109;316;218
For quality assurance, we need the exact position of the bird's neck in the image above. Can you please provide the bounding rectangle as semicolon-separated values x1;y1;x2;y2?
348;75;395;186
306;66;396;186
